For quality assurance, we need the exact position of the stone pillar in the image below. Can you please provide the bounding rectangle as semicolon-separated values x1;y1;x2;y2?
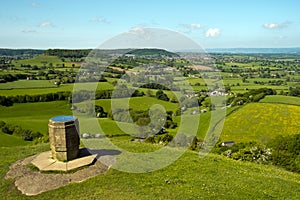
48;116;80;161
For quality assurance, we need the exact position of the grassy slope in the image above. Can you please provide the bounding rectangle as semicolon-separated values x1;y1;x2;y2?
94;96;179;112
1;144;300;199
13;55;65;67
260;95;300;106
0;101;72;134
0;131;30;147
0;81;114;96
0;80;56;89
3;99;300;144
221;103;300;143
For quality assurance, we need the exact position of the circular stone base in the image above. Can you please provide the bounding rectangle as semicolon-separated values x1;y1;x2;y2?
5;148;116;196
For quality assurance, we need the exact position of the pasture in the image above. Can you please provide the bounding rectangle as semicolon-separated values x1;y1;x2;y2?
0;81;114;96
0;101;72;134
1;144;300;199
0;132;30;147
260;95;300;106
221;103;300;143
94;96;179;113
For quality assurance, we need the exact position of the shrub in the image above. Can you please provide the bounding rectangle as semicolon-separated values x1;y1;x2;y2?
144;136;156;144
156;90;170;101
0;121;6;128
268;134;300;173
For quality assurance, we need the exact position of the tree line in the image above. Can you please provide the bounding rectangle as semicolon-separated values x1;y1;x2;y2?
0;121;45;142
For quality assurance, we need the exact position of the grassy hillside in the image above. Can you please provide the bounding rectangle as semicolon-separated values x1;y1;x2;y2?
94;96;179;112
1;144;300;199
0;131;30;147
221;103;300;143
0;101;72;134
13;55;64;67
0;81;114;96
260;95;300;106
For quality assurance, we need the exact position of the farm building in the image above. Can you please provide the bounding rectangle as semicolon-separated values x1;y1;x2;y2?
221;141;235;147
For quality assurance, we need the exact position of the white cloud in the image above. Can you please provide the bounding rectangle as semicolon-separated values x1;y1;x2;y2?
89;17;110;24
263;23;280;29
205;28;221;38
39;21;53;27
180;23;202;30
22;29;36;33
263;21;290;29
127;27;146;35
31;2;38;7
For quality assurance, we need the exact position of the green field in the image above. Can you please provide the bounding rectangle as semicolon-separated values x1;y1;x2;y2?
0;132;30;147
260;95;300;106
1;51;300;199
0;81;114;96
94;96;179;112
221;103;300;143
1;144;300;199
0;101;72;134
0;80;56;89
13;55;68;67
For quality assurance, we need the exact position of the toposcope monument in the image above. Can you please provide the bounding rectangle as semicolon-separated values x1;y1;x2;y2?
5;115;116;196
31;116;97;171
48;116;80;162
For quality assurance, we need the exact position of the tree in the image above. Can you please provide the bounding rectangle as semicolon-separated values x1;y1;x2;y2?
156;90;169;101
289;87;300;97
95;105;107;118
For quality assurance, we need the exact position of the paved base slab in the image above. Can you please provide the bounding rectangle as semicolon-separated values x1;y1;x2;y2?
31;150;97;172
5;148;118;196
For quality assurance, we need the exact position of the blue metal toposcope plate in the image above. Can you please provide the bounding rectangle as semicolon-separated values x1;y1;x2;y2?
51;116;76;122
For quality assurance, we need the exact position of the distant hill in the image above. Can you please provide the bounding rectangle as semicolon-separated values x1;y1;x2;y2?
126;48;180;58
206;48;300;54
0;49;43;58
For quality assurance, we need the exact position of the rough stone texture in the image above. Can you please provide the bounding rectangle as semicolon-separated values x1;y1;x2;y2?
5;149;117;196
48;116;80;161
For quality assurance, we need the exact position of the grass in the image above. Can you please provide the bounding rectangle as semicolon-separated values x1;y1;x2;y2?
1;144;300;199
0;131;30;147
13;55;65;67
94;96;179;113
0;101;72;134
221;103;300;143
0;81;114;96
0;80;56;89
260;95;300;106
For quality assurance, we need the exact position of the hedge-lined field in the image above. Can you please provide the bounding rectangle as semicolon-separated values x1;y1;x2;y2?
260;95;300;106
221;103;300;142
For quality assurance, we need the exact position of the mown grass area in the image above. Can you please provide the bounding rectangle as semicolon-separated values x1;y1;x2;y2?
0;80;56;89
0;101;72;134
221;103;300;143
260;95;300;106
94;96;179;113
0;81;114;96
0;131;30;147
13;55;66;67
1;144;300;199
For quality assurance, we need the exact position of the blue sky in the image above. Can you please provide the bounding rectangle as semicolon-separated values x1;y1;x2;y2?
0;0;299;49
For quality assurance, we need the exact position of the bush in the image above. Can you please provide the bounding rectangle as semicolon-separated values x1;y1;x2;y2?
0;121;6;128
158;134;173;145
268;134;300;173
1;123;45;142
2;124;15;135
156;90;169;101
144;136;156;144
214;142;272;164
